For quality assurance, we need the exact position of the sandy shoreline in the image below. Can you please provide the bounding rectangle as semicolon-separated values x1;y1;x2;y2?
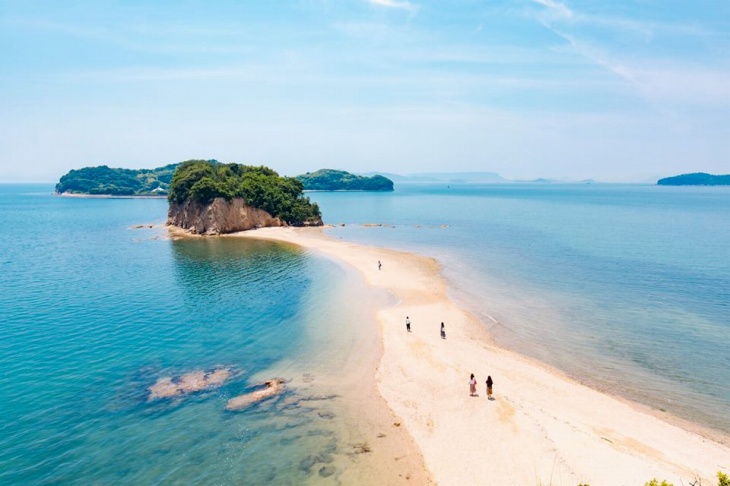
228;226;729;485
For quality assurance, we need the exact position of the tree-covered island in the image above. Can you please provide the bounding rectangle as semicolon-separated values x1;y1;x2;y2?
296;169;394;191
657;173;730;186
168;160;322;227
55;164;179;196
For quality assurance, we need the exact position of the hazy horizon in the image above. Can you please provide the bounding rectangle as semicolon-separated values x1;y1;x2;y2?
5;165;700;185
2;1;729;183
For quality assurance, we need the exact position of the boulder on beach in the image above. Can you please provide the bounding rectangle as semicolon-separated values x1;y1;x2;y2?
148;367;232;401
226;378;286;411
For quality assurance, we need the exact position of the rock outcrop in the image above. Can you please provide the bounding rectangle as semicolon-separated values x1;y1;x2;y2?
167;197;285;235
226;378;286;410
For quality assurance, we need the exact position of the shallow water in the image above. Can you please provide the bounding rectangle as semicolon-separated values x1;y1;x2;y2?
311;183;730;435
2;182;729;483
0;185;393;484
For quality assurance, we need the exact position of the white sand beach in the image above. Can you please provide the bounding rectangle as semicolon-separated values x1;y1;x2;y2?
233;226;730;486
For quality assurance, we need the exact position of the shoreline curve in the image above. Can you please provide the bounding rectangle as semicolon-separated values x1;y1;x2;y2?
225;226;729;485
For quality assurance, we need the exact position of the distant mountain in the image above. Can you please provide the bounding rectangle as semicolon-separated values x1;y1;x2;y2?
360;171;506;184
657;173;730;186
297;169;394;191
512;178;597;184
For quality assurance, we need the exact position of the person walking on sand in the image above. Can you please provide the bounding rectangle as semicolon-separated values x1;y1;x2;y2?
378;260;382;270
486;375;493;400
406;316;411;332
440;322;446;339
469;373;477;396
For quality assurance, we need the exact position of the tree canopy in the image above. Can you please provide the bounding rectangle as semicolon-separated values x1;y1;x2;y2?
296;169;394;191
168;160;321;226
55;164;179;196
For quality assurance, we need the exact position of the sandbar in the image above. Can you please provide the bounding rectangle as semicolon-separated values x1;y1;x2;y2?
231;226;730;485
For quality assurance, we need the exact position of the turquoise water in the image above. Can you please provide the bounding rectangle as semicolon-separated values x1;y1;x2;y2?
1;183;729;483
311;183;730;434
0;185;383;484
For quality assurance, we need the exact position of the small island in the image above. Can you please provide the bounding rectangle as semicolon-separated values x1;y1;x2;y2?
296;169;394;191
657;173;730;186
167;160;322;234
55;163;180;196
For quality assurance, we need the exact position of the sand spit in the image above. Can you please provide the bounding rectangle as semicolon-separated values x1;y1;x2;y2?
230;226;730;486
148;367;232;400
226;378;286;411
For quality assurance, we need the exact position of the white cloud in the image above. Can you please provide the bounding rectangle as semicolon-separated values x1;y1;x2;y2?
527;0;730;113
368;0;417;12
530;0;573;20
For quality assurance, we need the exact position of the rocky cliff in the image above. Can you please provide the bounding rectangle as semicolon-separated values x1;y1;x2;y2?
167;197;286;235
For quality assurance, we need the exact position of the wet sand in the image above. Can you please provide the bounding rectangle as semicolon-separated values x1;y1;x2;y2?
230;226;730;486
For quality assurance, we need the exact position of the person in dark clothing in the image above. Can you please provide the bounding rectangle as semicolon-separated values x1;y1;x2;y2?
486;375;494;400
440;322;445;339
406;316;411;332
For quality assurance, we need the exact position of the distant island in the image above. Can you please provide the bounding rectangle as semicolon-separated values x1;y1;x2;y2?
56;164;395;196
296;169;394;191
657;173;730;186
167;160;322;234
55;163;180;196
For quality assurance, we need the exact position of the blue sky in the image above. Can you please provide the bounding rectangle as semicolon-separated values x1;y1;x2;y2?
2;0;729;182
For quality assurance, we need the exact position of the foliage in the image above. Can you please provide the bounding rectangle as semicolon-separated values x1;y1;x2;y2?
296;169;394;191
719;472;730;486
657;172;730;186
168;160;321;226
541;472;730;486
55;163;180;196
168;160;218;203
644;480;673;486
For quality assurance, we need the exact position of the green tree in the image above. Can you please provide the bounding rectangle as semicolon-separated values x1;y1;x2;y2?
168;160;217;203
56;163;178;195
167;160;321;226
296;168;394;191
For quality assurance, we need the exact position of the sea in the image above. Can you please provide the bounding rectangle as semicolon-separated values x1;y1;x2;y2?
1;182;729;484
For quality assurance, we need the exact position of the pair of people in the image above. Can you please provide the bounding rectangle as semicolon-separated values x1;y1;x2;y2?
469;373;494;399
404;317;446;339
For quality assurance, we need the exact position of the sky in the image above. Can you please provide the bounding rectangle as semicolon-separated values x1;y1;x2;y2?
1;0;729;182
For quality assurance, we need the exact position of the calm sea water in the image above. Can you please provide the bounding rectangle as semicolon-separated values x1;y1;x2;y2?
0;184;383;484
1;183;729;483
311;183;730;435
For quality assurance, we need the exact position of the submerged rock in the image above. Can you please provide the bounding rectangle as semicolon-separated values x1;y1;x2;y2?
177;371;208;393
205;368;230;387
318;465;336;478
148;367;232;401
226;378;286;411
147;377;179;399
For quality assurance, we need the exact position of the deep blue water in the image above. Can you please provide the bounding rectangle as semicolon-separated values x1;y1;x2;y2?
310;183;730;433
